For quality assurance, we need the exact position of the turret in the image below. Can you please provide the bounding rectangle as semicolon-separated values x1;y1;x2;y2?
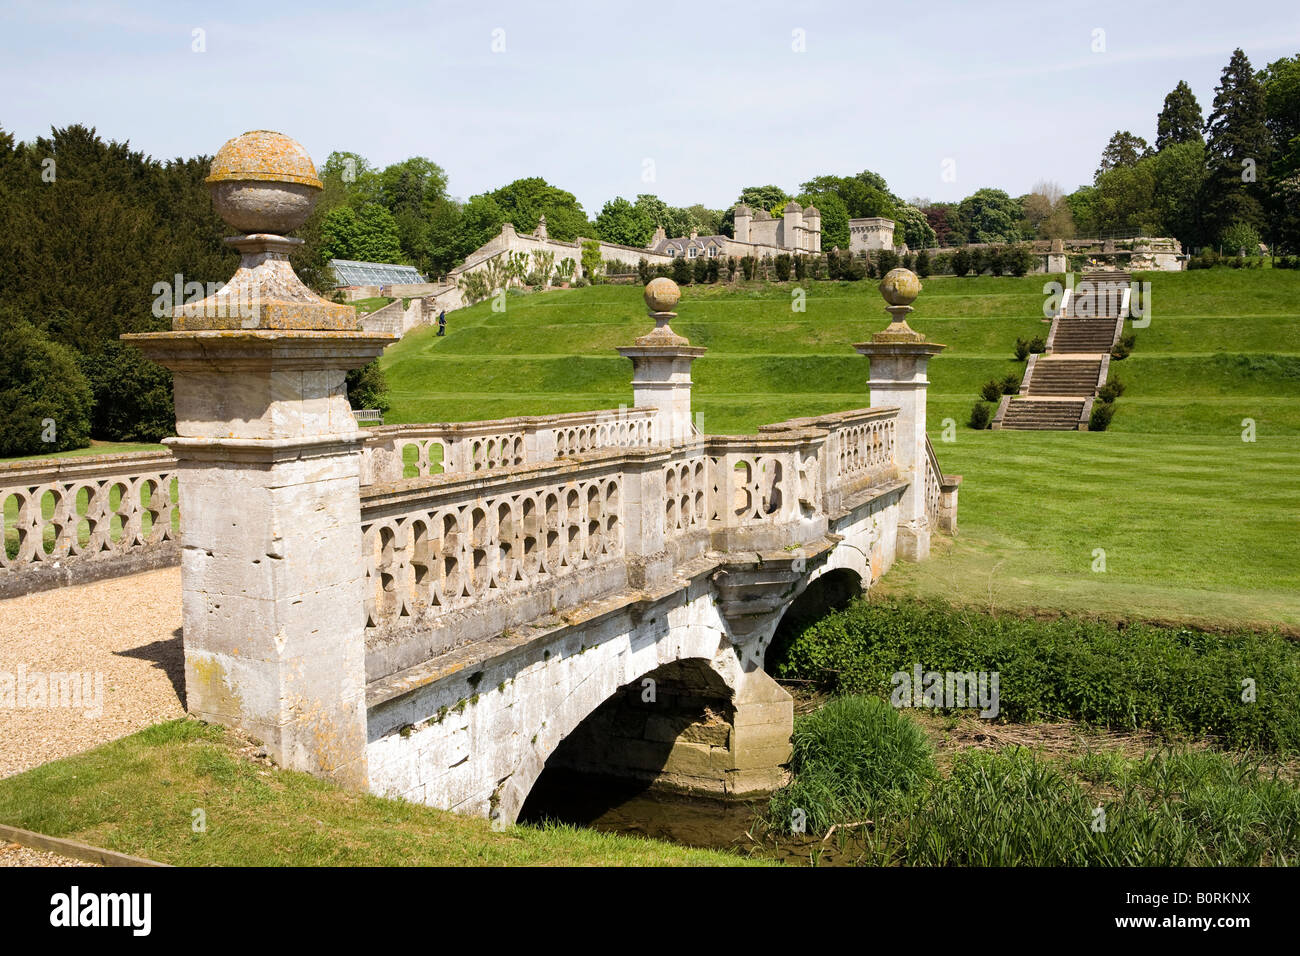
734;203;752;243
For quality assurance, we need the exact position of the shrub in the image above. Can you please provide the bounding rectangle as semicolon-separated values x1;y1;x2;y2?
1008;244;1034;277
636;258;651;284
793;255;806;280
968;400;993;429
346;359;391;414
774;253;792;282
1111;331;1136;360
740;256;757;280
999;374;1021;395
1098;376;1125;402
969;246;989;275
915;249;931;278
80;340;174;443
902;252;916;271
692;255;708;284
979;379;1002;402
1220;221;1262;258
1088;400;1115;430
1028;335;1046;354
770;598;1300;750
875;249;899;275
766;696;935;835
0;315;93;457
1014;337;1030;360
706;257;719;283
989;245;1005;276
671;256;691;285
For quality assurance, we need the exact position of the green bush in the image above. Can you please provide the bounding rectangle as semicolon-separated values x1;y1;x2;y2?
346;359;391;414
915;249;931;278
774;253;792;281
968;401;993;429
988;245;1005;276
692;256;708;284
999;374;1021;395
770;599;1300;750
79;340;174;443
979;379;1002;402
766;696;934;835
671;256;691;285
0;314;93;457
1014;337;1030;361
1089;400;1115;430
1098;376;1126;402
951;248;971;277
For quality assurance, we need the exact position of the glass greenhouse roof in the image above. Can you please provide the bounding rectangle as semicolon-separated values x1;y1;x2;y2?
330;259;427;286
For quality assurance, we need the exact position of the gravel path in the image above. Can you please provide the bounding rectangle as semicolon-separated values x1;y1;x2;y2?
0;842;95;867
0;567;185;779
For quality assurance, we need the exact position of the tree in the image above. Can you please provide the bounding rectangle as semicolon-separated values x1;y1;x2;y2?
320;204;405;263
1095;131;1151;183
921;202;963;246
595;196;654;246
800;171;898;220
1155;81;1205;151
1203;48;1271;240
796;190;849;250
1153;140;1207;246
1220;221;1261;256
1094;158;1159;234
956;188;1022;244
1066;186;1101;236
1021;181;1074;239
0;313;92;456
486;177;591;241
894;204;937;249
346;360;390;414
80;340;173;442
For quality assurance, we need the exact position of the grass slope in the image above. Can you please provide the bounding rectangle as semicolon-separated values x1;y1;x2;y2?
0;720;762;867
380;270;1300;627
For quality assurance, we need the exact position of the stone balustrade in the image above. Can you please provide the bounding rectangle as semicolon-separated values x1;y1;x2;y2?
359;407;658;483
359;408;902;641
0;451;182;596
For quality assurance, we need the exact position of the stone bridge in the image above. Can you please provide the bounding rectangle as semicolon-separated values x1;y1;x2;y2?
5;131;959;827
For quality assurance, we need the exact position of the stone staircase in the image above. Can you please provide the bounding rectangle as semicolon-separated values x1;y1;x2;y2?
994;271;1128;431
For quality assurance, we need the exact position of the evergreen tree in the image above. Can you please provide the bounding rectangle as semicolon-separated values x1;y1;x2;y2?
1155;81;1205;151
1095;131;1150;183
1203;48;1271;240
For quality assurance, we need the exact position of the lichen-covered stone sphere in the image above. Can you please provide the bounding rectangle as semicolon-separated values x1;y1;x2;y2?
644;276;681;313
879;267;922;306
206;130;323;234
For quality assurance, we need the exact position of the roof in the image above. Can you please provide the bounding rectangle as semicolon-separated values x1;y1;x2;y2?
649;235;728;255
330;259;427;287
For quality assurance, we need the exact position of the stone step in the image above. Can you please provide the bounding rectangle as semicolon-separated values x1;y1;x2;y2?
1025;359;1102;397
1000;398;1086;430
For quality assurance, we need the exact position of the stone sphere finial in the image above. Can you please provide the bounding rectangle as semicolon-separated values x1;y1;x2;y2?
206;130;323;235
644;276;681;315
879;267;921;307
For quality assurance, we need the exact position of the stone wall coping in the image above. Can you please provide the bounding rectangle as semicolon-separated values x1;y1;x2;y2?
365;407;657;441
360;445;670;513
757;406;899;432
0;450;176;482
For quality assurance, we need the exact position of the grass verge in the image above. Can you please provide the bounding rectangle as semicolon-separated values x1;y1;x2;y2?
0;719;766;867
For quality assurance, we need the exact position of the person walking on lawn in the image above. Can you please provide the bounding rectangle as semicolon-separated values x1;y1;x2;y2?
437;310;446;336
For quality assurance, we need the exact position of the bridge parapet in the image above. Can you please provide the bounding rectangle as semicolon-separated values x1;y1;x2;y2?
360;406;658;482
358;413;902;679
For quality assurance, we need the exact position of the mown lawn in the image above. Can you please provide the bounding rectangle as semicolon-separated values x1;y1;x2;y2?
379;269;1300;628
0;719;765;867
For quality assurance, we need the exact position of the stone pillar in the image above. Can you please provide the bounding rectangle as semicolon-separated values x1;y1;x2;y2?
1048;237;1067;273
125;131;395;789
617;278;706;444
855;268;944;561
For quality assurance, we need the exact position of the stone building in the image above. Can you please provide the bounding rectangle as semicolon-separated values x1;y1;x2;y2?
849;217;896;254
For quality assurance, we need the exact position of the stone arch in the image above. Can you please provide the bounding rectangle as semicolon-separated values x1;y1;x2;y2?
764;566;864;673
490;614;739;826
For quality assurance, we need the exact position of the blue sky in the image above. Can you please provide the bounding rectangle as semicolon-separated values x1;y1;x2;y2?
2;0;1297;212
